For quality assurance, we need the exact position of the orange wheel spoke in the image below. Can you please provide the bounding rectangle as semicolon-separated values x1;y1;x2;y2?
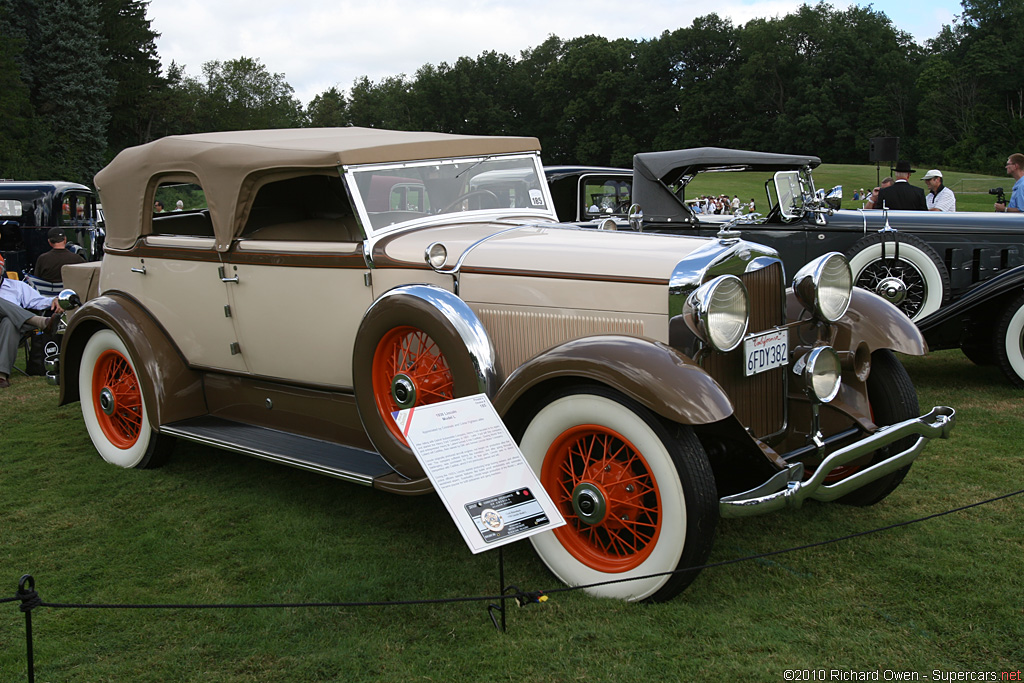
543;422;662;573
372;327;456;445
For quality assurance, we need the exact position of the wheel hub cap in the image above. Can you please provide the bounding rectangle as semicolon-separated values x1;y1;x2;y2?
875;276;907;305
571;482;607;526
99;387;116;416
390;374;417;409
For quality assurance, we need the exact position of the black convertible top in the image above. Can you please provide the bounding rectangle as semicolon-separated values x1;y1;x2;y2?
633;147;821;185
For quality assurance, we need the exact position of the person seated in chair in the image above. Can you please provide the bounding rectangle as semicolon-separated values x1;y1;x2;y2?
0;254;61;388
34;227;85;283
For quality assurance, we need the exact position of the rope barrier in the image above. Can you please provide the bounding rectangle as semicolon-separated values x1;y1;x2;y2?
4;487;1022;681
6;488;1022;611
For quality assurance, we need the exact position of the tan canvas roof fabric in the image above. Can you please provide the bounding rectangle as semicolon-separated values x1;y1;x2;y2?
95;128;543;251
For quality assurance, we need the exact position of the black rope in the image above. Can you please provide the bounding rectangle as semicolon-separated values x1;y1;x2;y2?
6;488;1022;611
542;486;1024;596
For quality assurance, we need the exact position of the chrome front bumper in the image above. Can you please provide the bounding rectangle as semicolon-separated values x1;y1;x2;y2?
719;406;956;518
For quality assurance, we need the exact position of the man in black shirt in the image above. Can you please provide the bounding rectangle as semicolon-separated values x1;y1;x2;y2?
874;160;927;211
34;228;85;283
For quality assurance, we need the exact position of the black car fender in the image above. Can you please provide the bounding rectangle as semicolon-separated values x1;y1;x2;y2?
917;264;1024;350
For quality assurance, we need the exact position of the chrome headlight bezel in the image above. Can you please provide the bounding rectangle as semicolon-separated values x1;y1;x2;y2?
793;252;853;322
424;242;448;270
798;346;842;403
684;274;750;353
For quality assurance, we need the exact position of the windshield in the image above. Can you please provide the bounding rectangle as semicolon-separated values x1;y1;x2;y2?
347;154;550;233
773;170;806;219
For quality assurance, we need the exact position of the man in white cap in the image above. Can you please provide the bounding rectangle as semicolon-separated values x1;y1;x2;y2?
922;169;956;212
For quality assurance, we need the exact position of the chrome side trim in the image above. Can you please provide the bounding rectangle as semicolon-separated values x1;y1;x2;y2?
719;406;956;518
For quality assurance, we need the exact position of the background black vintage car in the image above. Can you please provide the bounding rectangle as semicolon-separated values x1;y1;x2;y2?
545;148;1024;388
0;180;104;275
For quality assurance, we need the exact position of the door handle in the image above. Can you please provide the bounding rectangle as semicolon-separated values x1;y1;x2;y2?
218;266;239;283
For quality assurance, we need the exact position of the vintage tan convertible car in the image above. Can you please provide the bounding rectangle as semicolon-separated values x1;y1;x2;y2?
54;128;955;602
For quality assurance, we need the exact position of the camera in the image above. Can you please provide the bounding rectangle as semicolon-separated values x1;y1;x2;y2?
989;187;1006;205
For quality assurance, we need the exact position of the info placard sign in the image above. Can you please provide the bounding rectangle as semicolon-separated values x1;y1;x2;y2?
392;394;565;554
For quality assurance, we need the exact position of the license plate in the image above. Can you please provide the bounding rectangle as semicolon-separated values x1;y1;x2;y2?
743;328;789;377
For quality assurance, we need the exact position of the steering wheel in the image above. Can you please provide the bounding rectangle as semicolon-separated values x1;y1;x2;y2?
440;189;500;213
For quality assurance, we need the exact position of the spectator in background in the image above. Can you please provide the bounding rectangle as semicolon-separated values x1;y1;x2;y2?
922;170;956;212
174;200;184;211
154;200;165;213
864;177;893;209
994;153;1024;213
34;228;85;283
0;254;60;388
874;161;926;210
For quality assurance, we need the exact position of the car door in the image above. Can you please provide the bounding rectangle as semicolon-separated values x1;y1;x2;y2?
223;173;372;387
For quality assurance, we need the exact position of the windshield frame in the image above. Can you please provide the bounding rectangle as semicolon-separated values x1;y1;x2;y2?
343;152;556;238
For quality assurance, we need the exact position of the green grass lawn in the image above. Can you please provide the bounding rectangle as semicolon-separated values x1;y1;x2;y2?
687;164;1007;213
2;348;1022;682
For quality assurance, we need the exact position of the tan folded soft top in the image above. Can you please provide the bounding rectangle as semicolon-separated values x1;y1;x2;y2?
95;127;542;251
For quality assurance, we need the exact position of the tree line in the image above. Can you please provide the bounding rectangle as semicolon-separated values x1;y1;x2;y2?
1;0;1021;187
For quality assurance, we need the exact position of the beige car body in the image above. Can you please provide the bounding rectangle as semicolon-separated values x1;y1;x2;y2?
55;128;954;602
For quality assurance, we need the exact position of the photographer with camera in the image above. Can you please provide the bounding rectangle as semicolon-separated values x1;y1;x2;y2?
994;153;1024;213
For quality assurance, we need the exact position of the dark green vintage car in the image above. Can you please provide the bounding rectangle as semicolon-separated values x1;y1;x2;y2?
0;180;104;275
546;149;1024;388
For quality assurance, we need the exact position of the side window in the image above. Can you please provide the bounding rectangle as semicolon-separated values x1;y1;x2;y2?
152;181;213;237
582;177;632;217
241;174;360;242
59;193;97;227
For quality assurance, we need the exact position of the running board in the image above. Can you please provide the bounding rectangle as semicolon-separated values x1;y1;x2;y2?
160;416;396;486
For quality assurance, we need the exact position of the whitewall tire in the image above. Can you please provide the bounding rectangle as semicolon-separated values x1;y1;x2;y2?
519;386;717;602
79;329;172;468
846;233;950;321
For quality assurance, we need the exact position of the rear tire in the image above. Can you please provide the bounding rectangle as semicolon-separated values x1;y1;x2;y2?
519;385;717;602
993;293;1024;388
79;329;173;469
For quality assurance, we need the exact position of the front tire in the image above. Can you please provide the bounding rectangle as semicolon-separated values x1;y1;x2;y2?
836;350;919;506
519;386;717;602
846;233;950;321
79;329;173;468
993;292;1024;388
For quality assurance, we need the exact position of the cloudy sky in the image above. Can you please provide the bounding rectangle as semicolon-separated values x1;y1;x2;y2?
146;0;965;106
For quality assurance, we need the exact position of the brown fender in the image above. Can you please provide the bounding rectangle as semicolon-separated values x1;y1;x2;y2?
788;287;927;357
58;292;206;428
493;335;734;427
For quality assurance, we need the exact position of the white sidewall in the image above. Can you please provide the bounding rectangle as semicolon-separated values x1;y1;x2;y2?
79;329;154;468
520;393;686;601
1002;302;1024;383
848;242;944;321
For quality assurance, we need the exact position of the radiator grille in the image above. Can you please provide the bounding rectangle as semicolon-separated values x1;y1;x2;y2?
701;262;786;438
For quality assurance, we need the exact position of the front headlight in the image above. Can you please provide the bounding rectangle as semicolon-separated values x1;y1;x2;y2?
684;275;750;352
793;252;852;322
797;346;842;403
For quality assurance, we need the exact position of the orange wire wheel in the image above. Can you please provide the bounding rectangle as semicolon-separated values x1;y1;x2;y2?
371;326;455;442
91;349;143;449
542;424;662;573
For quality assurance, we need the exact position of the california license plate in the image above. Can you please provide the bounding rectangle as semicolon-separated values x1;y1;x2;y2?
743;328;789;376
